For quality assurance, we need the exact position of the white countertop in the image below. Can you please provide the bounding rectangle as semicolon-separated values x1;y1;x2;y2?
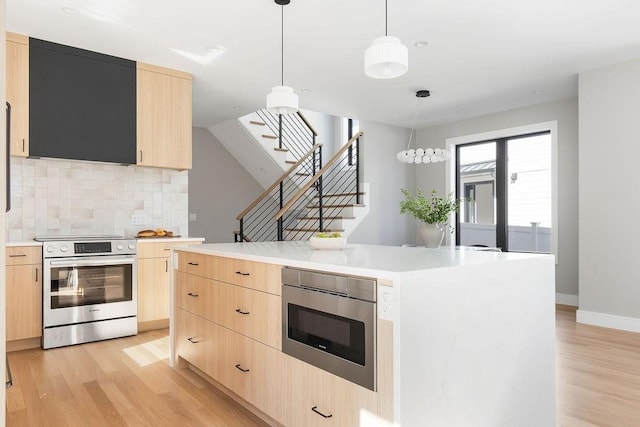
174;241;549;279
136;237;204;243
6;241;43;247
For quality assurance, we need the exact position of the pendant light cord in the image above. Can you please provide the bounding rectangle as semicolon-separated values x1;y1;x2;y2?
385;0;388;36
406;107;418;150
281;4;284;86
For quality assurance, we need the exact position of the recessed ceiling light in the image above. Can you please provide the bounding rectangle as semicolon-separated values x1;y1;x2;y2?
301;89;312;94
414;41;429;48
532;89;544;95
206;46;224;54
61;7;80;14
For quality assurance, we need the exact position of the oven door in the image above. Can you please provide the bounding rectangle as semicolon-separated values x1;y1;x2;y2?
282;284;376;391
43;255;137;327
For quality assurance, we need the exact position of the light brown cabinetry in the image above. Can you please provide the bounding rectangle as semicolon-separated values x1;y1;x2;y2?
288;356;378;427
6;32;29;157
137;240;200;331
137;62;192;170
6;246;42;347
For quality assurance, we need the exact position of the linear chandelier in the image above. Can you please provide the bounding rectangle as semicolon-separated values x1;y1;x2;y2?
266;0;299;114
397;90;451;164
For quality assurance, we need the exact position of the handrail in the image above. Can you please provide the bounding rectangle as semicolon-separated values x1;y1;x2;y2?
296;111;318;136
274;131;363;220
236;143;323;220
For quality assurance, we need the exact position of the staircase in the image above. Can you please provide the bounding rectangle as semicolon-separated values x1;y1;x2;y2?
235;129;369;243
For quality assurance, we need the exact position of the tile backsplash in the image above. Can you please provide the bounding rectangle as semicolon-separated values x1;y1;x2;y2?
6;157;189;241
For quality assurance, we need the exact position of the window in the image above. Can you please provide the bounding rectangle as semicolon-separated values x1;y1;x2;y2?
454;131;552;253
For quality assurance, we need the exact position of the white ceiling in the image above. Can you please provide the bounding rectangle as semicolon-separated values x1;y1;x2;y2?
6;0;640;130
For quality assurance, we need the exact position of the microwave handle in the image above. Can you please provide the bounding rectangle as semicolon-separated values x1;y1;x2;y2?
49;256;136;268
5;102;10;213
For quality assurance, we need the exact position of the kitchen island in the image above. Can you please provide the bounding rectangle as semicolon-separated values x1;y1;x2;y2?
171;242;556;427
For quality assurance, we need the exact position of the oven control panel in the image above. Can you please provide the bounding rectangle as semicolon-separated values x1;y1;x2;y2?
42;238;137;258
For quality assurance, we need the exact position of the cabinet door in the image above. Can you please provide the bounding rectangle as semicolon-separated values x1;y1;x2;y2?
289;357;378;427
6;264;42;341
218;282;281;349
137;257;170;322
218;327;289;426
137;63;192;170
6;33;29;157
175;271;218;323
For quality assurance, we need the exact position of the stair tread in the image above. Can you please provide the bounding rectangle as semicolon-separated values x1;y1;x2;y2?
314;192;365;198
285;228;345;232
306;204;365;208
249;120;266;126
274;147;288;152
296;216;355;220
285;160;297;164
262;134;278;139
295;172;311;176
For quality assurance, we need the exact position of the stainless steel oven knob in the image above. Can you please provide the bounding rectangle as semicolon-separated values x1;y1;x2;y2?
46;245;55;253
59;244;68;252
116;243;124;251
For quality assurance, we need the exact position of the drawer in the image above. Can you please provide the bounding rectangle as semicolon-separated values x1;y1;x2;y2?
288;356;378;427
175;271;219;323
176;252;281;295
218;327;289;426
176;251;216;278
6;246;42;265
138;240;200;259
218;282;281;349
217;256;282;295
175;309;220;379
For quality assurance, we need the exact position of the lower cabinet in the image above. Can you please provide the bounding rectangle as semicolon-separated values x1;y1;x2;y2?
176;308;219;379
218;326;289;426
288;356;378;427
6;246;43;344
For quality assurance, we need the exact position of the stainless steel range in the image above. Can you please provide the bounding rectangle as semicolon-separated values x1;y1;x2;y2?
35;235;138;349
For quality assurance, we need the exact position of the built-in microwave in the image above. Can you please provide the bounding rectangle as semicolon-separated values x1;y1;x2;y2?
281;267;377;391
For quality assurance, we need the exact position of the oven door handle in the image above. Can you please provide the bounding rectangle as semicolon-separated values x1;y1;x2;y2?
48;256;136;268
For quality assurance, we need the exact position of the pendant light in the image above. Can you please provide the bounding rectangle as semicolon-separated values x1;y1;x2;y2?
397;90;451;164
364;0;408;79
266;0;299;114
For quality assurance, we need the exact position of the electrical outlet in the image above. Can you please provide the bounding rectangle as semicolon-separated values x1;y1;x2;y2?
131;214;147;225
378;286;393;321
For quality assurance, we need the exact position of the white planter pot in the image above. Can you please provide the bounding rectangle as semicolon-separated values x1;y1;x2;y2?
420;223;445;248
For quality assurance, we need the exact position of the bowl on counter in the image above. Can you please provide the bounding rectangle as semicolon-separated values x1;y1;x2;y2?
309;236;347;250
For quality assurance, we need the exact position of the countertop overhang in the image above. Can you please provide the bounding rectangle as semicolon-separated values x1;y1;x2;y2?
173;241;552;280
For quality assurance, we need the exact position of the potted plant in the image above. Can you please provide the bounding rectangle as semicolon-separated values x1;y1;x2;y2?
400;189;460;248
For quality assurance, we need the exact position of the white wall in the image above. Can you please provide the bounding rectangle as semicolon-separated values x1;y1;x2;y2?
414;98;579;298
578;58;640;325
188;127;263;243
348;120;415;246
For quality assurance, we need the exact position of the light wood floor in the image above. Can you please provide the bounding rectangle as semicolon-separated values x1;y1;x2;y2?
6;307;640;426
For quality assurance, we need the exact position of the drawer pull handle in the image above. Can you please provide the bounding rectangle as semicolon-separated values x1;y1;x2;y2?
235;364;250;373
311;406;333;419
9;254;27;257
235;271;250;276
235;309;250;315
188;262;199;266
187;292;199;297
187;337;202;344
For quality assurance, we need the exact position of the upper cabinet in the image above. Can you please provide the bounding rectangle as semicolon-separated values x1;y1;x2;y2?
29;38;137;164
137;63;192;170
6;32;29;157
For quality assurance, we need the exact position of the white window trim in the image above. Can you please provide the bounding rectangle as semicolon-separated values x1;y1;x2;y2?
445;121;558;263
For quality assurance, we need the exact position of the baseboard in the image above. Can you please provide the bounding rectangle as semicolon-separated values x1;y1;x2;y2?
138;319;169;332
555;293;578;307
576;309;640;333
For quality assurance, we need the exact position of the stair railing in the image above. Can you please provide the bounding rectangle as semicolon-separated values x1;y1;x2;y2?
273;131;363;241
256;109;317;162
235;143;323;242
